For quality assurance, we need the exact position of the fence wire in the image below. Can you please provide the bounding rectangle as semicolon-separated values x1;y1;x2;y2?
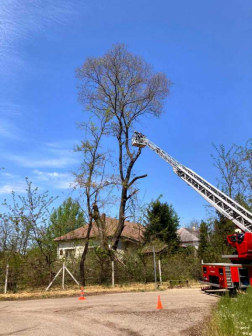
0;250;201;293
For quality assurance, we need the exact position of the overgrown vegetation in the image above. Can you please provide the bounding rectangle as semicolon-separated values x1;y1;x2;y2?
204;289;252;336
0;248;201;292
198;213;236;263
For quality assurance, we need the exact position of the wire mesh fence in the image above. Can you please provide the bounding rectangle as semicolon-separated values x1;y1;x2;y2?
0;250;202;293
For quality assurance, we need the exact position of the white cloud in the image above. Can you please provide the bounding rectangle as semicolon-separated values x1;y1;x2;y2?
0;119;23;140
0;171;26;194
33;169;75;189
5;154;78;168
33;169;69;180
0;102;23;116
46;140;78;149
0;183;27;194
0;0;88;78
1;172;19;179
3;138;80;168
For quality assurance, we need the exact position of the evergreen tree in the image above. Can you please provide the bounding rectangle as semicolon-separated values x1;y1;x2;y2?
144;197;179;250
50;197;85;238
209;212;235;262
198;221;211;262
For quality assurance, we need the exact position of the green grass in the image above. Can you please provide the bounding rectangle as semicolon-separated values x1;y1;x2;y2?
204;288;252;336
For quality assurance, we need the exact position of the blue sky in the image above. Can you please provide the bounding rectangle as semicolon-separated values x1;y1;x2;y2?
0;0;251;226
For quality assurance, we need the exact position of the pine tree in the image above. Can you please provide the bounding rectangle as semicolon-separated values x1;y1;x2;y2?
144;197;179;250
210;212;235;258
50;197;85;238
198;221;211;262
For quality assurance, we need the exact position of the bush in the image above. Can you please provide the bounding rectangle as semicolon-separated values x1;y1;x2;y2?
0;248;202;292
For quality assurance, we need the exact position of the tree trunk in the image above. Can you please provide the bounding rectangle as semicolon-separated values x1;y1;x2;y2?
112;188;127;250
92;204;108;250
79;219;93;286
79;241;89;286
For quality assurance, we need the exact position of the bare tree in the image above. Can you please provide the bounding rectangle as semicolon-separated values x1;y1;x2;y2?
240;139;252;193
76;44;171;251
212;139;252;208
186;218;200;230
74;116;114;285
3;178;57;279
0;215;13;253
212;144;241;198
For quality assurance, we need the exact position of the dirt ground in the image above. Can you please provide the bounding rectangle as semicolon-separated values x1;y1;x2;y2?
0;288;217;336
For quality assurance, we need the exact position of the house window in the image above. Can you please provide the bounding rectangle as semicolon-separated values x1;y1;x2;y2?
59;249;63;256
65;249;75;258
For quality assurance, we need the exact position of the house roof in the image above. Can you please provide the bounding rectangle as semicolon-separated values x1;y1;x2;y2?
142;243;168;254
54;217;144;243
186;228;200;238
177;227;200;243
142;227;200;253
55;219;199;246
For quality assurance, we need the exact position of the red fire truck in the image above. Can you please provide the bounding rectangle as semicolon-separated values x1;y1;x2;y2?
132;132;252;292
201;233;252;291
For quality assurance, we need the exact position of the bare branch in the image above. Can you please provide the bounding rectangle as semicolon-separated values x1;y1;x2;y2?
128;174;147;188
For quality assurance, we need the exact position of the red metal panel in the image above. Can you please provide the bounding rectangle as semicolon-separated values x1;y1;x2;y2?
231;267;239;283
227;233;252;260
218;266;227;288
202;265;226;288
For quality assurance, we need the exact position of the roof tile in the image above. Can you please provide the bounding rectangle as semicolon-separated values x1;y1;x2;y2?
54;217;145;242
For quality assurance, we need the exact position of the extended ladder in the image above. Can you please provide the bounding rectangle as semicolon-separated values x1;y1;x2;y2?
132;131;252;233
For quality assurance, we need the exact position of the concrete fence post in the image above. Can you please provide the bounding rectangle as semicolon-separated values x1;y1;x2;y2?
112;261;115;288
153;246;157;289
62;262;65;290
4;264;9;294
158;259;162;286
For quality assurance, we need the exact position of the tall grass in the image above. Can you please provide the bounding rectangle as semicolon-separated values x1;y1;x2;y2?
204;288;252;336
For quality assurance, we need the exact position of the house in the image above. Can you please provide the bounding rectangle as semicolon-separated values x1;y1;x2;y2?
177;227;200;249
54;217;200;259
142;227;200;255
54;217;144;258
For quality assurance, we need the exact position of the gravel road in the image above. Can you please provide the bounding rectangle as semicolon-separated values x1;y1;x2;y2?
0;288;217;336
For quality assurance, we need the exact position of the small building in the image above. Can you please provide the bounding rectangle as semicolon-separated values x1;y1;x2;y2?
177;227;200;249
142;227;200;254
54;217;144;258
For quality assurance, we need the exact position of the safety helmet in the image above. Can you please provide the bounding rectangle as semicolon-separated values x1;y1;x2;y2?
235;229;242;234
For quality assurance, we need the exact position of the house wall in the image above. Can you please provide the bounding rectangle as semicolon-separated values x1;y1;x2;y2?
177;227;200;250
181;241;199;250
57;240;87;259
57;238;134;259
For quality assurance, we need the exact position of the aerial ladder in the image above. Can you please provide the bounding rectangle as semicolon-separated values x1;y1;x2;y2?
132;131;252;290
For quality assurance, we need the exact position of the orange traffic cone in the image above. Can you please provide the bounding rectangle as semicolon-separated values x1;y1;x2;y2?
78;287;86;301
156;295;163;310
